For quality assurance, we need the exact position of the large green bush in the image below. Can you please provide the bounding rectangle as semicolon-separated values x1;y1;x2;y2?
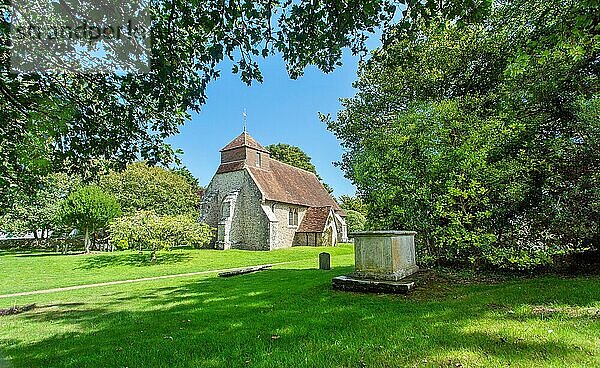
109;211;213;250
101;162;200;216
326;0;599;270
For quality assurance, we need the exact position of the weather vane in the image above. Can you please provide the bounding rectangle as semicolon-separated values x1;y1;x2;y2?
243;109;247;132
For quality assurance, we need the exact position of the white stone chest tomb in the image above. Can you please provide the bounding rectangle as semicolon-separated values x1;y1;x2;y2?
351;231;418;281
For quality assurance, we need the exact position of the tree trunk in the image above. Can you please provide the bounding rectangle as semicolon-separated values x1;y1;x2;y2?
84;229;91;254
32;229;40;249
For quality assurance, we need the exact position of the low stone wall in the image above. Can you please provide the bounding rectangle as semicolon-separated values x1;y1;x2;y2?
0;238;84;251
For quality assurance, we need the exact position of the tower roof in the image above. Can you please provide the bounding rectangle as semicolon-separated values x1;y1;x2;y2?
220;132;270;153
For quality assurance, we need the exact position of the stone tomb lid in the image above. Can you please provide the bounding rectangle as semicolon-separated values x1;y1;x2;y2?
349;230;417;237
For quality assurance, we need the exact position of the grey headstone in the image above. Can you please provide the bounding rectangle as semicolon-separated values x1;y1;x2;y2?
319;252;331;270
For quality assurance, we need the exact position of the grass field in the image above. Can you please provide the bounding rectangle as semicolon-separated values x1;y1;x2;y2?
0;246;599;367
0;245;354;295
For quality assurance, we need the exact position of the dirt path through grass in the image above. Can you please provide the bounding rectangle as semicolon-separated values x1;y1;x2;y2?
0;260;301;299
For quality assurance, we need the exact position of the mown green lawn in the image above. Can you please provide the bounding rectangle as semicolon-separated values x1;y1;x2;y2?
0;247;598;367
0;245;354;295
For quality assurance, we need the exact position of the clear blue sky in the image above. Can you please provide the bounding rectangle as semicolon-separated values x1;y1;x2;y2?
167;40;380;198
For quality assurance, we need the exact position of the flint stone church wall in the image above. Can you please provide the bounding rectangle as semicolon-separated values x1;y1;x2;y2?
202;170;270;250
268;201;307;250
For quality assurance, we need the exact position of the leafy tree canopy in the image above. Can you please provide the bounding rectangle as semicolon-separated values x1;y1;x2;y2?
0;0;492;208
59;185;121;253
338;195;368;215
267;143;318;173
100;162;200;216
0;172;80;238
326;0;599;270
345;209;367;233
109;210;213;251
170;166;205;195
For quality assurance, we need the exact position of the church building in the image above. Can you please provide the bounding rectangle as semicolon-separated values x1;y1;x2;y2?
200;131;348;250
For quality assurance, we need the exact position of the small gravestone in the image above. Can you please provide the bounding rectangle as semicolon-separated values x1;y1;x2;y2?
332;231;418;294
319;252;331;270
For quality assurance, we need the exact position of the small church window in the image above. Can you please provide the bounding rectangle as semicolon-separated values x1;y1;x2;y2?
256;152;261;167
289;207;298;226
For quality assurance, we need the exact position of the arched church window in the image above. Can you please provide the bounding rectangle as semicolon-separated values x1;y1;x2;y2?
288;207;298;226
222;202;231;219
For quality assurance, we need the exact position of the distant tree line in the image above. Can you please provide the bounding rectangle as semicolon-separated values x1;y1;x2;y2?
1;163;212;254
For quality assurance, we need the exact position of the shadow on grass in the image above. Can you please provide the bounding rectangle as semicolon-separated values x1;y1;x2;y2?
1;267;599;368
0;249;56;257
0;342;15;368
0;249;88;258
15;252;85;258
77;252;194;269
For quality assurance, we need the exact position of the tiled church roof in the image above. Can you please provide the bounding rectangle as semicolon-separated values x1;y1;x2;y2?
297;206;332;232
220;132;270;153
215;161;245;174
248;159;344;214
